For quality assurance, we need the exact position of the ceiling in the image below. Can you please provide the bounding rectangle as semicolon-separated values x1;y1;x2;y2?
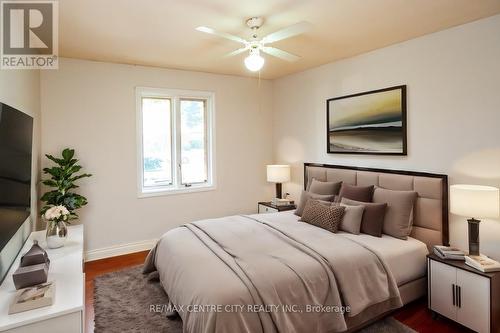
59;0;500;79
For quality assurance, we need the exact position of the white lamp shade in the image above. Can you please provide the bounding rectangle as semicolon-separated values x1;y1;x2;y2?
266;165;290;183
450;184;500;218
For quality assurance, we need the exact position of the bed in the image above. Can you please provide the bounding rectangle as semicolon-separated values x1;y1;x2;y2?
144;163;448;333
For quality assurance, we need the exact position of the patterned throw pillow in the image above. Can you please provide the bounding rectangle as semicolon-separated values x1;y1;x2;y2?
299;199;345;233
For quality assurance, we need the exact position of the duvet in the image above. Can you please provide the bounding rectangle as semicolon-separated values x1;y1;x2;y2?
143;214;402;333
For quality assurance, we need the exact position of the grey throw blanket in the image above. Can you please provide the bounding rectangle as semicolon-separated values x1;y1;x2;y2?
144;215;402;333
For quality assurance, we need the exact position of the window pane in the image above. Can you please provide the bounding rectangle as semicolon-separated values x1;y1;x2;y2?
180;99;207;184
142;98;172;187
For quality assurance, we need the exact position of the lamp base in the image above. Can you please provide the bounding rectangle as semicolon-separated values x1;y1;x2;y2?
468;218;481;256
275;183;282;199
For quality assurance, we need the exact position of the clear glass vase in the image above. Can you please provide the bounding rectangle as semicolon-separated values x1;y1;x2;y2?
46;220;68;249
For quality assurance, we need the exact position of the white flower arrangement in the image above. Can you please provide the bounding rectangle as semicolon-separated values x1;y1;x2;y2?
44;205;70;223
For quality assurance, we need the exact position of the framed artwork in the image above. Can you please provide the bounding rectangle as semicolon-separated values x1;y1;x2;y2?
327;85;407;155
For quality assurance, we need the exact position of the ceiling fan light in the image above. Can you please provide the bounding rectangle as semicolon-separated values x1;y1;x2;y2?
244;52;264;72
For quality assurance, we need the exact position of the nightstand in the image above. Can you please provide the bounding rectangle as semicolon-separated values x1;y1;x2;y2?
427;253;500;333
258;202;296;214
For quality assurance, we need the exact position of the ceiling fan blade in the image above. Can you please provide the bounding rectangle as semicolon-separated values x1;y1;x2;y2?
261;22;311;44
196;26;247;44
261;47;300;62
224;47;249;57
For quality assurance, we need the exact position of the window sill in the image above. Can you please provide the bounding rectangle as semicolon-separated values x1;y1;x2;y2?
138;184;216;198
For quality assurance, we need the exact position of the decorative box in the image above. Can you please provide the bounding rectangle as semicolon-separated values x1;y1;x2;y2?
12;240;51;290
12;263;49;290
20;240;50;267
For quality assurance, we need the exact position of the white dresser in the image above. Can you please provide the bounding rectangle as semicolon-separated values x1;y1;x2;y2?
0;225;84;333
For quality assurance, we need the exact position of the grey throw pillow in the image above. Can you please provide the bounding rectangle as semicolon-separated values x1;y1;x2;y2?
373;187;418;240
338;203;364;234
309;179;342;196
295;191;335;216
299;200;345;233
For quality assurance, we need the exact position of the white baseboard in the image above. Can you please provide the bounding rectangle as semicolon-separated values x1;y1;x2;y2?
85;238;157;262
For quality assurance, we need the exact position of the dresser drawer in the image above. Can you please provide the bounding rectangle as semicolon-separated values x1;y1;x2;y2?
258;204;278;214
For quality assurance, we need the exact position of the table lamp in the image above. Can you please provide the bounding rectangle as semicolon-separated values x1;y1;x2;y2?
266;165;290;199
450;184;499;256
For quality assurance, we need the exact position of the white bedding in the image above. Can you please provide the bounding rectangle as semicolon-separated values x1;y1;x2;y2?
254;210;429;286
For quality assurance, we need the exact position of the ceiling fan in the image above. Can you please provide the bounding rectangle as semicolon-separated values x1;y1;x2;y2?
196;17;311;72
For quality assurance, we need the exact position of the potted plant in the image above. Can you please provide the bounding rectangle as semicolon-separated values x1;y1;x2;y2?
41;148;91;248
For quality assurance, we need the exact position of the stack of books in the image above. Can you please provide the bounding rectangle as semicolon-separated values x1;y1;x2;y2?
465;255;500;273
433;245;466;260
271;198;293;206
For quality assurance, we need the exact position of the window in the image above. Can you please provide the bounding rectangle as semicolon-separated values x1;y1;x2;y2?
137;87;215;196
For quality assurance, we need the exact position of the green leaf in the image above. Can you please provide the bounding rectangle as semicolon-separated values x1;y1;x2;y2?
43;167;63;178
62;148;75;161
69;173;92;182
40;190;60;204
62;197;76;209
66;158;79;168
45;154;65;165
67;165;82;174
42;179;58;187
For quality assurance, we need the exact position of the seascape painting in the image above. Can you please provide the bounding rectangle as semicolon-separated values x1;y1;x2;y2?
327;85;406;155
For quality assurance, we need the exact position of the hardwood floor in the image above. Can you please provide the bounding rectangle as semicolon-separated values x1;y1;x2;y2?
393;299;473;333
84;252;471;333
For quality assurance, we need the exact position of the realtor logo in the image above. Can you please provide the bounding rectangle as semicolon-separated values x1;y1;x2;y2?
1;0;58;69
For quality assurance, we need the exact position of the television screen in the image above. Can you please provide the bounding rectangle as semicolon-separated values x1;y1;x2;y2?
0;103;33;254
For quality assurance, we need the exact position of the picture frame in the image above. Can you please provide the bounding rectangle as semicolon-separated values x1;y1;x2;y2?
326;85;407;155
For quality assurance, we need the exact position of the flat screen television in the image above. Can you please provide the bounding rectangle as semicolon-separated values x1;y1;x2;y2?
0;102;33;284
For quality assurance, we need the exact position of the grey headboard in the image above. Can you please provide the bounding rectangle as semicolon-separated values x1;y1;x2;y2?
304;163;449;247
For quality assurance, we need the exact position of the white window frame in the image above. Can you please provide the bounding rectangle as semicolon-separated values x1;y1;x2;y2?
136;87;216;197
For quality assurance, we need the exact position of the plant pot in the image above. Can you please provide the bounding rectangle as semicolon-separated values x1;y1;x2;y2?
46;221;68;249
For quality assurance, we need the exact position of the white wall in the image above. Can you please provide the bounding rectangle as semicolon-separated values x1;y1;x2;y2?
272;15;500;260
0;69;41;229
41;58;274;254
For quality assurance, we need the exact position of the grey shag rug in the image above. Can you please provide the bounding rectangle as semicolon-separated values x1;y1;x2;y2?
94;266;416;333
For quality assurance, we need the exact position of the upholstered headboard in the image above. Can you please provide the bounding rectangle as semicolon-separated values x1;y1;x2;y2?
304;163;449;247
